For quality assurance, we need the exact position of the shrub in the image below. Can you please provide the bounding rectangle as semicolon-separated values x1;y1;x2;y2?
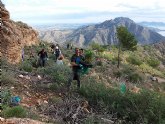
102;52;114;61
127;55;143;66
79;78;165;123
139;63;163;77
2;106;27;118
128;72;143;83
37;64;71;90
147;57;160;68
113;71;122;78
1;89;11;107
1;71;15;85
20;61;32;72
84;50;94;63
90;43;106;54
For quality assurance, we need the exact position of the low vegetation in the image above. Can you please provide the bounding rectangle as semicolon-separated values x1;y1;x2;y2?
80;77;165;123
1;41;165;123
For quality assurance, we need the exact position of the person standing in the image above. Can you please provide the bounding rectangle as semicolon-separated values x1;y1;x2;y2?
54;46;61;62
70;43;73;50
79;48;85;61
38;49;48;67
21;48;24;61
67;43;70;49
67;48;82;91
56;53;64;65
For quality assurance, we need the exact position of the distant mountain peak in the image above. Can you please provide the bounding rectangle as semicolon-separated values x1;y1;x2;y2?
114;17;134;23
39;17;165;47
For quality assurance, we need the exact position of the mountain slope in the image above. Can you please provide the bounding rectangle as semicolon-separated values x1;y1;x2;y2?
38;29;72;44
66;17;165;46
0;1;39;64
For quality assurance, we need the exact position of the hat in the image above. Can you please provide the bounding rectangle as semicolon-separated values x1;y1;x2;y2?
56;46;59;49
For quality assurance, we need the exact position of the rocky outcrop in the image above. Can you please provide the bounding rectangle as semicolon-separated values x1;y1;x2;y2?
0;1;39;64
153;41;165;55
38;29;72;45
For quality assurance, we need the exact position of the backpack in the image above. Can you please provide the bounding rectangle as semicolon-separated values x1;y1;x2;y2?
55;49;60;57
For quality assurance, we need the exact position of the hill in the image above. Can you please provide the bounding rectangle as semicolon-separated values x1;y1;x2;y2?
1;42;165;123
39;17;165;47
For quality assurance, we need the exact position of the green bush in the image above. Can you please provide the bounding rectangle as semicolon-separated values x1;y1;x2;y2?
102;52;114;61
113;65;144;83
113;71;122;78
128;72;143;83
37;64;71;90
147;57;160;68
79;78;165;123
2;106;27;118
1;71;15;85
21;61;33;72
127;55;143;66
84;49;94;63
1;89;11;107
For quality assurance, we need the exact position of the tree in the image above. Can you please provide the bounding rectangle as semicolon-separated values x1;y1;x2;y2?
90;42;105;55
117;26;137;68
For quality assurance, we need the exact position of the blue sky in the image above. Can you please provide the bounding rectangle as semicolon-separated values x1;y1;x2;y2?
2;0;165;26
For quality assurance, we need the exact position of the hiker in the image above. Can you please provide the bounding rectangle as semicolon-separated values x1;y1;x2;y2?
67;43;70;49
21;48;24;61
79;48;85;61
50;44;55;53
67;48;83;91
56;53;64;65
54;46;61;62
38;49;48;67
70;43;73;50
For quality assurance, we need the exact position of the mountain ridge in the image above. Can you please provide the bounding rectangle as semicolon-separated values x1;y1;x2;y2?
39;17;165;47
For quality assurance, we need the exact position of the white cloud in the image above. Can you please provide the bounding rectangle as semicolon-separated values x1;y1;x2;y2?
1;0;165;25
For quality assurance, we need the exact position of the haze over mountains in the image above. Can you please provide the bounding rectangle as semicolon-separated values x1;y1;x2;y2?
38;17;165;47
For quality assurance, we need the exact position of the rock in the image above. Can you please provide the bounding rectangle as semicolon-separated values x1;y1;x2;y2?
0;2;39;64
18;74;24;78
131;86;140;93
0;117;5;122
37;99;42;106
10;86;14;89
23;85;29;89
25;91;31;97
21;103;30;108
24;75;30;80
37;75;42;80
43;100;48;104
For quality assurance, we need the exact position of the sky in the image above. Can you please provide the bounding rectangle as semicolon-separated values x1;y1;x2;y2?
2;0;165;26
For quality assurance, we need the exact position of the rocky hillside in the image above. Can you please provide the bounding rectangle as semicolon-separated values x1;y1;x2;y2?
1;42;165;123
39;17;165;47
153;41;165;55
38;29;72;44
0;1;39;64
66;17;165;46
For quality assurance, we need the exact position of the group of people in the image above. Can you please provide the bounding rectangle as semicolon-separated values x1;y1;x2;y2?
38;44;64;67
37;44;91;91
67;43;73;50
